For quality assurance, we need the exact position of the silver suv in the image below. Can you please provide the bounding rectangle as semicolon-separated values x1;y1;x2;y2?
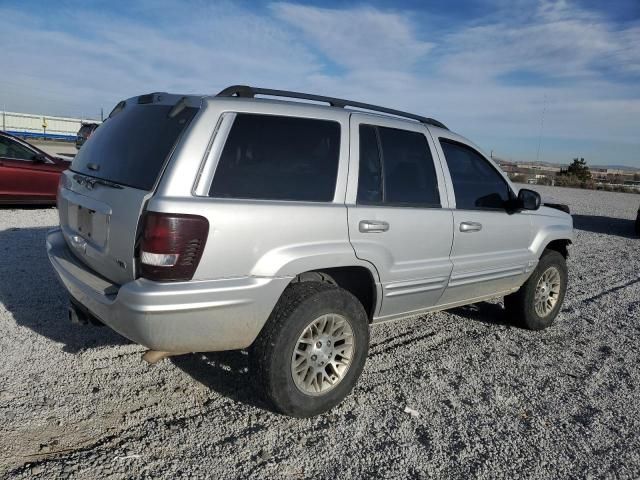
47;86;573;417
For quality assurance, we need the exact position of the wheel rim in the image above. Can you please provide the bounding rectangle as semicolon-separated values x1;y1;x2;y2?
291;313;355;396
534;266;561;317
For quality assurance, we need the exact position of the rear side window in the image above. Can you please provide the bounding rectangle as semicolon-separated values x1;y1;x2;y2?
439;139;510;210
357;124;440;207
210;114;340;202
71;103;197;191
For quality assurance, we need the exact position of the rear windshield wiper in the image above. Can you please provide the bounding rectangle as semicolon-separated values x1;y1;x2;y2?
73;173;123;190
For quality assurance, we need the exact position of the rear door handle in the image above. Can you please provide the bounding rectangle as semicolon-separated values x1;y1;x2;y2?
359;220;389;233
459;221;482;232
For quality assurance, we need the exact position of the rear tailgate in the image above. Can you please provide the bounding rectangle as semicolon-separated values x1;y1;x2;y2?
58;94;199;285
58;176;150;285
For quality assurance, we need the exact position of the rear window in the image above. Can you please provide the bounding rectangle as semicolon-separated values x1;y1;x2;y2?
209;114;340;202
71;103;197;190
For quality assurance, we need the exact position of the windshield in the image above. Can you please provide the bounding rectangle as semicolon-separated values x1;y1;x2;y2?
71;103;197;190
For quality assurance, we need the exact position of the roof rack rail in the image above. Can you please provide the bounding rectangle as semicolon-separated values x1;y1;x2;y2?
215;85;448;130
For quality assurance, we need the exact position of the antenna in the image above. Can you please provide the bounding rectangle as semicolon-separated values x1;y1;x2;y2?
536;94;547;163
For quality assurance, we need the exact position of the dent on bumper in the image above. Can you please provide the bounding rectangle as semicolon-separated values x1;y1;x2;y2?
46;228;289;352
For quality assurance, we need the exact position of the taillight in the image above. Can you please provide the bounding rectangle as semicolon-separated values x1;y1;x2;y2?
139;212;209;282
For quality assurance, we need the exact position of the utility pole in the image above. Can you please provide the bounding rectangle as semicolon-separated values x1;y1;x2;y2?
101;108;104;122
536;94;547;163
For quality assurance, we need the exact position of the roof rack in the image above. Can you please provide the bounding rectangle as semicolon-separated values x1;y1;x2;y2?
215;85;448;130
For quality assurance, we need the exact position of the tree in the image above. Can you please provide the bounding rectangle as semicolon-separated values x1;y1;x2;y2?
510;173;527;184
561;158;592;181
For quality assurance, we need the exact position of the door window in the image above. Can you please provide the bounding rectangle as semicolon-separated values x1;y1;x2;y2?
439;139;511;210
0;137;37;161
210;114;340;202
357;124;440;207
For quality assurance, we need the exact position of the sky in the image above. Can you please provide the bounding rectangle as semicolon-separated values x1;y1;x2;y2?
1;0;639;167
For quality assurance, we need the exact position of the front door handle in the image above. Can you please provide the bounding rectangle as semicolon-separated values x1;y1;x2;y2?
459;221;482;232
359;220;390;233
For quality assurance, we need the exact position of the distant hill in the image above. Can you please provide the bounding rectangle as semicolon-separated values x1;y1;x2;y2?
498;160;640;172
590;164;640;172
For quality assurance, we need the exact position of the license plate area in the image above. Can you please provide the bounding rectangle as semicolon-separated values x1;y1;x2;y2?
77;206;92;236
69;204;108;248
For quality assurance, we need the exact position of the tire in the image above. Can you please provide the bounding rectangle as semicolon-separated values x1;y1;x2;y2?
250;281;369;418
504;249;568;330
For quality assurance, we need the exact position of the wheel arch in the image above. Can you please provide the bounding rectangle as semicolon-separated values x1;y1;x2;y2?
544;238;571;259
290;266;380;322
529;222;574;259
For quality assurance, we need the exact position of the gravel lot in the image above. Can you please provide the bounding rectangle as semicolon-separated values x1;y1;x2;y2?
1;185;639;479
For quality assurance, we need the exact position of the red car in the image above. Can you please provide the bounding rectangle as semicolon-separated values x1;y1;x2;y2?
0;132;71;204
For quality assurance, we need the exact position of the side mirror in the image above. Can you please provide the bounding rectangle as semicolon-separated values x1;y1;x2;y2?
32;154;46;163
517;188;541;210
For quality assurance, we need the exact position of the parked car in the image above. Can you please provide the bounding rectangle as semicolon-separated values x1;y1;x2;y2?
0;131;70;204
75;123;100;150
47;86;574;417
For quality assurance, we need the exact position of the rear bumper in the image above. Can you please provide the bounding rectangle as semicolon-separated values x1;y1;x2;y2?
46;228;288;352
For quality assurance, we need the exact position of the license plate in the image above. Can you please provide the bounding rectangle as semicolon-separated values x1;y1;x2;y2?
77;205;94;240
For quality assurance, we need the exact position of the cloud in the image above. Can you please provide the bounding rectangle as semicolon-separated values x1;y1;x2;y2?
0;3;320;117
0;0;638;165
271;3;433;71
440;0;640;80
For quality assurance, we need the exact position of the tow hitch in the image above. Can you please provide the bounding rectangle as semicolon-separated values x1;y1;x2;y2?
68;299;103;326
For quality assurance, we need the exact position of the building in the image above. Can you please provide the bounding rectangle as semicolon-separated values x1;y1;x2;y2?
1;110;101;141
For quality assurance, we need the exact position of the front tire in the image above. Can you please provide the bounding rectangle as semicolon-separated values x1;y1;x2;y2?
505;249;568;330
250;282;369;417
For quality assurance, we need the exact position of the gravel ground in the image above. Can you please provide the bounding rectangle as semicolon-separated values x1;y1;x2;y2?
1;186;639;479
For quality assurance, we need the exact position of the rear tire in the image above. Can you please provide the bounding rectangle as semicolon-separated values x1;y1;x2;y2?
505;249;568;330
250;282;369;418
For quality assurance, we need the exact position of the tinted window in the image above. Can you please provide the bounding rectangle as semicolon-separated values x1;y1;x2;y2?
0;136;36;161
357;125;383;203
357;125;439;207
210;114;340;202
71;103;197;190
439;139;510;210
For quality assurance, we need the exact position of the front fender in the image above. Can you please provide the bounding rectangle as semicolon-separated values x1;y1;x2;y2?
529;218;574;258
